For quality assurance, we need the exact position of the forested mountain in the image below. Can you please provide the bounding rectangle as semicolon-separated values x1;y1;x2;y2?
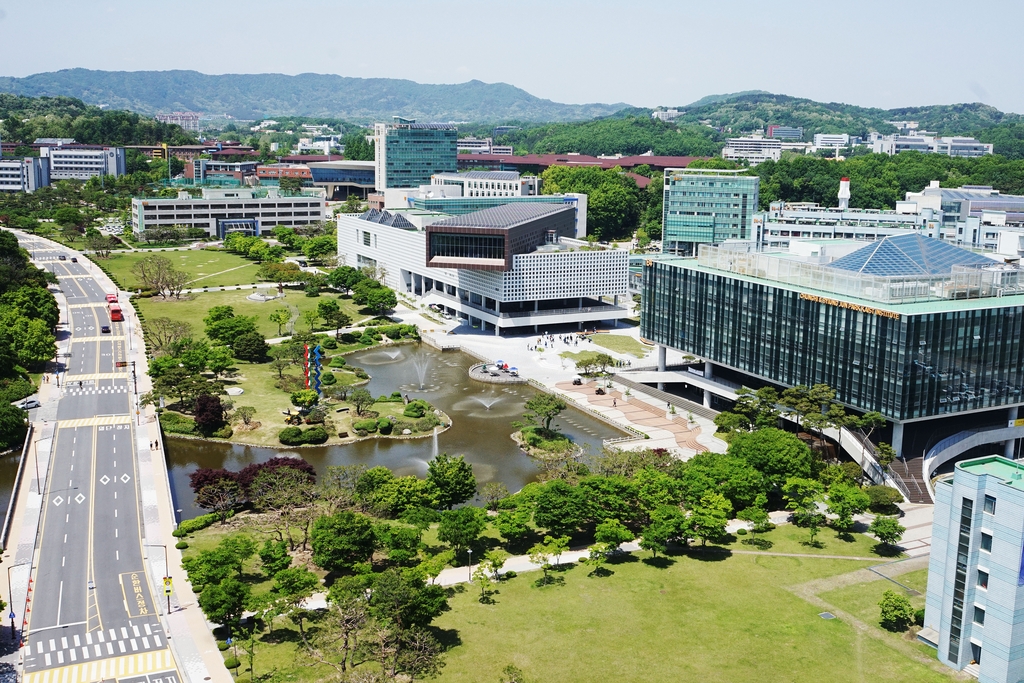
0;70;629;123
669;93;1022;138
498;117;723;157
0;94;196;146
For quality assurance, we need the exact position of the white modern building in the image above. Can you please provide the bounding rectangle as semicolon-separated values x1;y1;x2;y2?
924;456;1024;682
872;134;993;158
721;136;782;165
0;157;49;193
652;109;682;122
430;171;532;198
337;203;629;335
812;133;851;147
42;145;126;181
131;187;327;238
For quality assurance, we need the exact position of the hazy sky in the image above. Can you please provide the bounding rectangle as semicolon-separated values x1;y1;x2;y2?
2;0;1022;113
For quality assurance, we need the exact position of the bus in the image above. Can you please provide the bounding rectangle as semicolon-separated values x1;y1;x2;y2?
108;303;124;322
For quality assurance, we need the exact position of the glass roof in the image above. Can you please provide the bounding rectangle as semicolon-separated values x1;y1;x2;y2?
827;234;993;276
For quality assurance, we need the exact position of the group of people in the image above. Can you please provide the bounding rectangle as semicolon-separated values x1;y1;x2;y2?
528;332;595;351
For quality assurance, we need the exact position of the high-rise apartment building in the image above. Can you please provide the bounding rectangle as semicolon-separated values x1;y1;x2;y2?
374;117;457;191
661;168;760;255
925;455;1024;682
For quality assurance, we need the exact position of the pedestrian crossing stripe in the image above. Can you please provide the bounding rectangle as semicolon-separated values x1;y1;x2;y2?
24;649;176;683
68;336;127;343
62;373;129;381
67;302;108;308
57;276;98;281
58;416;132;428
67;387;129;395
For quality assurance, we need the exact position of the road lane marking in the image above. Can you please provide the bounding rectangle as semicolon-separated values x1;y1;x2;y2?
57;416;131;429
23;648;177;683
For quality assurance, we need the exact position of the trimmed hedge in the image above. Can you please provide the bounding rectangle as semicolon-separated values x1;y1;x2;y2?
353;419;378;434
377;418;393;435
278;425;330;445
159;412;197;435
329;356;347;368
320;372;337;386
172;510;233;537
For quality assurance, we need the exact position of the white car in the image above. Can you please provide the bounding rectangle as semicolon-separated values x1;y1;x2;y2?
17;399;41;410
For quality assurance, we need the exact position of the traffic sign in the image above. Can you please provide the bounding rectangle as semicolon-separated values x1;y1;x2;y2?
115;361;128;368
8;612;13;619
163;577;173;596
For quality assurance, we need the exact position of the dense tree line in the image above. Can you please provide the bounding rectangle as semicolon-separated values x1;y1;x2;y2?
0;229;58;449
498;116;723;157
540;165;661;241
0;94;196;147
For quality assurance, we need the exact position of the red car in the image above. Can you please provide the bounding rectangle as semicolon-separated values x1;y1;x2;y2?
105;293;118;303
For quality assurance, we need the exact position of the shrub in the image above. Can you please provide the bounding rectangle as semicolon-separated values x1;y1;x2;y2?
914;608;925;627
172;511;232;536
321;338;338;349
503;570;517;579
340;332;358;343
303;426;329;444
218;641;229;652
390;391;402;400
879;589;915;631
211;425;233;439
306;407;327;424
278;426;306;445
175;541;189;550
236;677;251;683
866;486;904;513
352;367;369;379
358;333;376;345
736;528;748;535
415;415;440;432
403;400;429;418
320;372;337;386
159;412;197;435
353;419;378;433
329;356;347;368
223;657;240;670
377;418;393;435
392;419;416;433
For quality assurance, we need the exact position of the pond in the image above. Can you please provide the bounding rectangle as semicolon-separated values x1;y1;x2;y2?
165;343;626;519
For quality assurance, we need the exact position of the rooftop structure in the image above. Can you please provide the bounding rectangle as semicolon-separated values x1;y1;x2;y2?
457;152;701;173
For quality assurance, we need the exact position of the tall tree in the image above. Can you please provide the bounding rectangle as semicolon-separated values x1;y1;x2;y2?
426;453;477;509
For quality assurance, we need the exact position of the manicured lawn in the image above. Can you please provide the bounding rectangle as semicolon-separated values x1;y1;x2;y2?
819;568;934;657
102;249;261;289
589;333;652;358
719;523;900;559
134;289;369;340
432;553;950;683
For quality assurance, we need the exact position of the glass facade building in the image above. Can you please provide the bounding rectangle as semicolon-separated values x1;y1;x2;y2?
375;121;457;190
662;168;760;255
641;244;1024;424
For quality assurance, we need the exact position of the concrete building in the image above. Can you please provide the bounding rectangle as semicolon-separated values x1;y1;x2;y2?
131;187;326;238
0;157;49;193
42;145;125;181
812;133;851;147
721;136;782;165
872;134;993;158
155;112;202;132
258;160;375;199
924;455;1024;681
662;168;760;255
430;171;529;198
186;159;258;185
374;117;458;190
652;109;682;122
767;125;804;140
337;203;629;335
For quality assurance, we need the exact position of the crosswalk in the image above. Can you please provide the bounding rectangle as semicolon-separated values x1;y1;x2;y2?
23;649;177;683
66;386;129;396
26;624;167;671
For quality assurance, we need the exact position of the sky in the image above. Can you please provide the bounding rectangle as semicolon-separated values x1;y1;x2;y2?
1;0;1023;113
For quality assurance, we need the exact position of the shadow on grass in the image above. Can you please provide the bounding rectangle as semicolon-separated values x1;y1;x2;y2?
427;626;463;651
551;561;578;574
532;575;566;588
741;537;774;550
607;551;639;565
682;546;732;562
872;542;905;558
588;567;614;578
801;539;826;549
641;555;676;569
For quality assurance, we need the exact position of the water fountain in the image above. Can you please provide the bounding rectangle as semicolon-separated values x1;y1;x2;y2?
384;349;401;360
432;426;439;458
474;396;501;410
413;357;431;390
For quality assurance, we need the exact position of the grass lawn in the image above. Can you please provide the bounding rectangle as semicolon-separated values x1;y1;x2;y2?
590;333;651;358
102;249;261;289
432;553;950;683
819;568;934;657
134;289;369;339
718;523;899;559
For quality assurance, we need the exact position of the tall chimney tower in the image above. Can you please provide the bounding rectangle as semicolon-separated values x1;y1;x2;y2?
838;177;851;211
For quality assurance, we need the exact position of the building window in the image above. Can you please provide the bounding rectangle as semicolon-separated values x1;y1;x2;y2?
977;570;989;589
984;495;996;515
363;231;372;247
974;606;985;625
980;533;993;552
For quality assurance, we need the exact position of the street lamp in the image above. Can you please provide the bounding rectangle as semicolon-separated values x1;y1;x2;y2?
145;544;170;615
467;548;472;583
7;562;28;641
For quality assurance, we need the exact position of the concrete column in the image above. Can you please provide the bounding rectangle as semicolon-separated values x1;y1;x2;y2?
658;345;667;372
578;297;583;310
494;324;500;337
614;294;619;306
704;360;713;380
892;422;905;459
1006;406;1019;458
534;300;539;312
703;389;711;408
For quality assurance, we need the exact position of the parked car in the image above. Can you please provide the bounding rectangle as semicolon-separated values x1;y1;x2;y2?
100;325;111;334
17;399;41;410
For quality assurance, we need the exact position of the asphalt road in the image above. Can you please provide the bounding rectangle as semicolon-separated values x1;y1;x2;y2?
14;239;173;680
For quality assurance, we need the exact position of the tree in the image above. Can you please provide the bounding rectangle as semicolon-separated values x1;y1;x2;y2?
310;511;376;572
206;346;234;378
269;307;291;336
368;568;450;632
0;404;28;452
195;478;243;522
784;477;825;544
146;318;192;354
54;206;84;228
494;509;532;549
258;539;292;577
232;331;269;362
349;387;374;415
876;442;897;470
527;541;553;584
584;542;612;577
375;523;423;565
363;286;397;316
317;298;351;336
825;482;871;531
327;265;366;293
301;309;320;332
678;452;764;514
727;428;813;491
436;506;487;555
197;576;251;632
639;520;671;558
523;394;567;431
688;491;732;546
303;235;337;264
204;307;258;343
532;479;586;536
868;516;906;548
233;406;257;427
248;467;319;550
426;453;477;509
594;518;633;547
194;394;225;435
878;589;915;631
479;482;509;510
291;388;319;410
273;566;320;644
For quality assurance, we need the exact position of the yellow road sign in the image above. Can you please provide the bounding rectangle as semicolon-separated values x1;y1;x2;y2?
163;577;172;596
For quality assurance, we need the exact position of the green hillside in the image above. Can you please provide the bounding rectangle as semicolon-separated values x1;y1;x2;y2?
500;116;723;157
0;69;629;123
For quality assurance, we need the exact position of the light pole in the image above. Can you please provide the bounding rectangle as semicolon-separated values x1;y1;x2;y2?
7;562;27;641
467;548;472;583
145;544;170;615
